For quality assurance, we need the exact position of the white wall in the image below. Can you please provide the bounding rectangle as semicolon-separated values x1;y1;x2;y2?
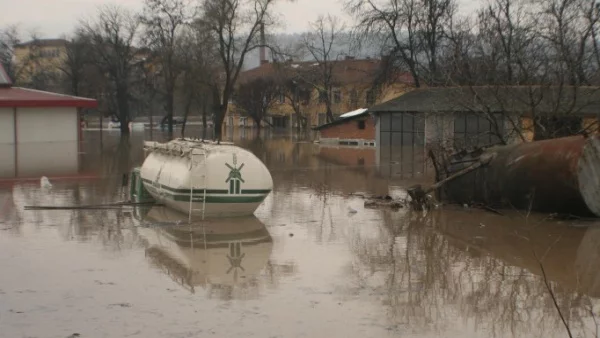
0;144;15;177
0;108;14;143
16;107;77;143
17;141;78;177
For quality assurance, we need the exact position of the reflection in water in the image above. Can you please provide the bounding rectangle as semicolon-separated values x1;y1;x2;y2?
0;142;80;179
135;207;273;299
2;129;600;338
348;207;600;337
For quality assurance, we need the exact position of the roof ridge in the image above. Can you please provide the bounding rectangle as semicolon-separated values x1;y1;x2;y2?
13;87;96;101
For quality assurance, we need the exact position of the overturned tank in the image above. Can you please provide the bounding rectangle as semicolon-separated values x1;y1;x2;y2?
437;135;600;217
135;138;273;218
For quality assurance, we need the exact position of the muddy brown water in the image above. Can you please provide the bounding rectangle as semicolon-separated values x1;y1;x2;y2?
1;128;600;338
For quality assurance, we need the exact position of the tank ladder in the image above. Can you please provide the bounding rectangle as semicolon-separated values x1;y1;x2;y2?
188;149;208;223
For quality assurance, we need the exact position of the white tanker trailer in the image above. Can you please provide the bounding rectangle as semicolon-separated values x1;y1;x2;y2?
130;138;273;218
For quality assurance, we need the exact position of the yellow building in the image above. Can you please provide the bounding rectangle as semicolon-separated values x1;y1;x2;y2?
227;58;414;129
13;39;68;87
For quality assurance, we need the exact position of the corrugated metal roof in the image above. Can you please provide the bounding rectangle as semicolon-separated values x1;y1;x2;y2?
0;87;98;108
0;64;12;87
369;86;600;116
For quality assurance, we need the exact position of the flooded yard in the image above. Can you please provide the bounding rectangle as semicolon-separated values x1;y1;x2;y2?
1;129;600;338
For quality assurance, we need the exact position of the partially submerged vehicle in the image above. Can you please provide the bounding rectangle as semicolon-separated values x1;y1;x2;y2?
130;138;273;218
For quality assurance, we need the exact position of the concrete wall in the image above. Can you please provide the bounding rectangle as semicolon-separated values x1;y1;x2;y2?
0;108;14;143
320;116;376;141
16;107;77;143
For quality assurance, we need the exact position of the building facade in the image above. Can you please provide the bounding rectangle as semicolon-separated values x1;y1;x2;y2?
13;39;68;90
226;58;413;130
369;86;600;177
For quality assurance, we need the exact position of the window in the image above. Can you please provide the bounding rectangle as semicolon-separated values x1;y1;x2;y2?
350;89;359;107
300;89;310;105
333;89;342;104
366;90;376;106
379;112;426;178
319;91;328;103
358;120;366;129
454;114;504;147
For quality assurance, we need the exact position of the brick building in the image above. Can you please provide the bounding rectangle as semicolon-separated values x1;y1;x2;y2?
313;108;375;146
227;57;413;130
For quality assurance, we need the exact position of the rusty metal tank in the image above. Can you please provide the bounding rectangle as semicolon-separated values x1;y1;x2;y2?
440;135;600;217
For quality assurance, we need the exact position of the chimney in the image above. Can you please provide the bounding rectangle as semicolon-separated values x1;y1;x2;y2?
259;23;267;66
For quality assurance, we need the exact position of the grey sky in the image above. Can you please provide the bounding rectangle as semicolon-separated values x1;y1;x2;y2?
1;0;480;39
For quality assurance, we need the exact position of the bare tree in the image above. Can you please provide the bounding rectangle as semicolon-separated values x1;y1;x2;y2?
58;31;94;96
299;15;346;123
141;0;191;136
0;25;19;79
346;0;456;87
235;77;278;129
199;0;278;141
278;75;311;131
178;25;219;138
81;5;141;134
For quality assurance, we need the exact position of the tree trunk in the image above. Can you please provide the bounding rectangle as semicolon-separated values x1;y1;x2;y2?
326;104;334;123
117;86;130;135
254;117;262;131
166;94;174;137
181;96;193;139
202;99;208;138
213;104;227;141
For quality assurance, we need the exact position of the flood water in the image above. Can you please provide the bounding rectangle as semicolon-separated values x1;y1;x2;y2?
1;128;600;338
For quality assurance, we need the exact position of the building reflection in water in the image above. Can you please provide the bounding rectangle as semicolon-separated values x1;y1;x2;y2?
134;207;276;299
0;142;80;179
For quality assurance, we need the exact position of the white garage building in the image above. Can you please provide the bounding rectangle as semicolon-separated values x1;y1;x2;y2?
0;64;98;179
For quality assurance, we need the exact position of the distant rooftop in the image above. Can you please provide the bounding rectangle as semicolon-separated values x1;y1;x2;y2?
368;86;600;116
238;58;414;87
0;87;98;108
14;39;68;48
0;64;97;108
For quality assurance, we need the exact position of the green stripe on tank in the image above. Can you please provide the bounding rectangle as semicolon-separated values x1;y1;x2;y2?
141;178;270;195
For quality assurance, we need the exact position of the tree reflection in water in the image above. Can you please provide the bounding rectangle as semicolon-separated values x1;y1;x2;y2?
348;207;600;337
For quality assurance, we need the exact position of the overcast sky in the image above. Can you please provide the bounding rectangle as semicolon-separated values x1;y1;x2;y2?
1;0;480;39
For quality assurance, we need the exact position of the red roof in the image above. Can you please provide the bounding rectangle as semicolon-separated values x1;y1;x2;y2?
0;87;98;108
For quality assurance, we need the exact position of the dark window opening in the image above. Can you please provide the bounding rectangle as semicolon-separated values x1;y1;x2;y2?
534;116;582;140
319;91;327;103
378;112;426;178
366;90;376;106
333;89;342;104
350;90;359;107
454;114;504;148
358;120;366;129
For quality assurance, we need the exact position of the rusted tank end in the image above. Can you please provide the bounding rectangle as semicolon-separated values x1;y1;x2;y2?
579;137;600;217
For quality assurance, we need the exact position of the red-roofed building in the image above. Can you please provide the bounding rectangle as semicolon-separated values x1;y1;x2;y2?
0;64;97;145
